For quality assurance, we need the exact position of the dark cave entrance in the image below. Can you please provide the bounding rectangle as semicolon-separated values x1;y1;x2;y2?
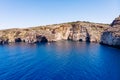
15;38;22;42
86;37;90;42
41;36;48;43
36;35;48;43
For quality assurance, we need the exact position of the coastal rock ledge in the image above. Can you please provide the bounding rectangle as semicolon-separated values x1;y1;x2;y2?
101;16;120;48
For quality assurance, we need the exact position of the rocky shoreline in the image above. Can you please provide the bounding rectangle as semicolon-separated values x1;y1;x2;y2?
0;16;120;48
100;16;120;48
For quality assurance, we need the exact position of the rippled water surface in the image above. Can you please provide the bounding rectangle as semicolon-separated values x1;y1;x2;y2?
0;41;120;80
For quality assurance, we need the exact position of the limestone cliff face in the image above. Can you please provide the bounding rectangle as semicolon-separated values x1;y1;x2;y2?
111;15;120;27
101;16;120;48
0;21;108;44
67;22;108;42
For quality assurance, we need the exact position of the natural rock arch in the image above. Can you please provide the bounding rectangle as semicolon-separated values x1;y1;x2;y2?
36;35;48;43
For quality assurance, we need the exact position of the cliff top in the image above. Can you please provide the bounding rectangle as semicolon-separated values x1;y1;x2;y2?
0;21;109;32
111;15;120;27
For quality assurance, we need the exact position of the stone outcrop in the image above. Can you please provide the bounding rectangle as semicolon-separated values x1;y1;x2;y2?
101;16;120;48
1;16;120;49
0;21;109;44
111;15;120;27
67;22;108;42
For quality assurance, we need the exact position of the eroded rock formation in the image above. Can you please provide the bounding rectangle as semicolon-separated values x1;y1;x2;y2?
111;15;120;27
1;16;120;49
101;16;120;48
0;21;109;44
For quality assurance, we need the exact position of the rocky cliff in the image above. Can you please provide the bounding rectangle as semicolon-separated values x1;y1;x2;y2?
101;16;120;48
0;21;109;44
111;15;120;27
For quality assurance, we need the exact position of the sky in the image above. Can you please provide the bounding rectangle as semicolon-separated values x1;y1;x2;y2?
0;0;120;29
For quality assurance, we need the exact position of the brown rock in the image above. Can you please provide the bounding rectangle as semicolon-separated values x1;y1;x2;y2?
0;21;109;44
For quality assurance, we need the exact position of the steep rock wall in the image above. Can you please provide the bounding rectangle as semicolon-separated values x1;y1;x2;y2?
0;21;108;44
101;16;120;48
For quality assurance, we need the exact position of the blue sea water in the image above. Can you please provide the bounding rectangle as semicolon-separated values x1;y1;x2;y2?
0;41;120;80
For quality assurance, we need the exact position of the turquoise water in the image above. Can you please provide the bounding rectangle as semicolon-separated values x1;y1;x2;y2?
0;41;120;80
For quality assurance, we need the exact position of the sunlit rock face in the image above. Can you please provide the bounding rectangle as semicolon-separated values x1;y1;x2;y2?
111;15;120;27
67;22;108;42
101;16;120;48
0;21;108;44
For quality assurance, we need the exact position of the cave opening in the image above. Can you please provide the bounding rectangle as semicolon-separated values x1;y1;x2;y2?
86;37;90;42
79;39;83;42
36;35;48;43
41;36;48;43
15;38;22;42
